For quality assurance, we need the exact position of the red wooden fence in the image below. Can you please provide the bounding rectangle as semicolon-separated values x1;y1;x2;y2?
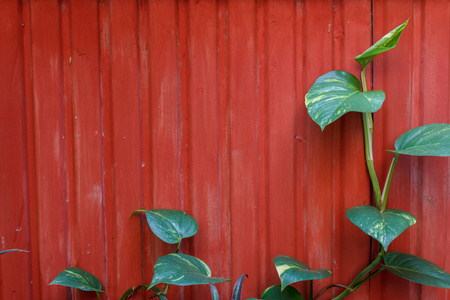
1;0;449;299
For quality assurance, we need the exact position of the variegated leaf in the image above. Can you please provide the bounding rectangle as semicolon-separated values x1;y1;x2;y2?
389;123;450;156
355;19;409;68
49;267;105;294
149;253;230;288
131;209;198;244
305;71;385;130
346;206;416;250
274;255;331;290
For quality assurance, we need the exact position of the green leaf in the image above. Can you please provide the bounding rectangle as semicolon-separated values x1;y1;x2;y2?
355;19;409;68
389;123;450;156
274;255;331;290
49;267;105;294
131;209;198;244
232;274;248;300
346;206;416;250
0;249;29;255
305;70;385;130
384;252;450;288
210;283;220;300
149;253;230;288
261;285;304;300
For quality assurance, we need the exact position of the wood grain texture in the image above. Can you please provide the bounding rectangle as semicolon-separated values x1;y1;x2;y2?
0;1;449;299
0;1;31;299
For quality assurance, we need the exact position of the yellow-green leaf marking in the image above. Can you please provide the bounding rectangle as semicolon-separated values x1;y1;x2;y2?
305;71;385;130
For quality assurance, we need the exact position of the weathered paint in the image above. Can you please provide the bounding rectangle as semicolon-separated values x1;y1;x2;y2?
0;1;449;299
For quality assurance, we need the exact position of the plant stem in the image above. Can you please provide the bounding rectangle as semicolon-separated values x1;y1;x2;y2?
349;248;384;288
309;280;313;300
352;267;385;290
330;268;384;300
380;154;399;212
361;68;382;208
162;284;169;295
312;284;349;300
330;249;384;300
176;240;182;253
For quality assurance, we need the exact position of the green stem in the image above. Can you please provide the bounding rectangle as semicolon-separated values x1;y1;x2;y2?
361;67;368;92
312;284;349;300
361;68;382;208
330;249;384;300
380;154;399;211
353;267;385;290
349;248;384;288
162;284;169;295
309;280;313;300
96;292;100;300
176;240;182;253
330;268;384;300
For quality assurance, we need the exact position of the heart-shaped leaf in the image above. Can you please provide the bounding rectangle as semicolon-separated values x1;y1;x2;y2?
384;252;450;288
305;70;385;130
149;253;230;288
131;209;198;244
232;274;248;300
49;267;105;294
346;206;416;250
389;123;450;156
274;255;331;290
355;19;409;68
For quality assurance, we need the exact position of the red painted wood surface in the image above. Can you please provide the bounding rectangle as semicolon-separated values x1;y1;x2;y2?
0;1;449;299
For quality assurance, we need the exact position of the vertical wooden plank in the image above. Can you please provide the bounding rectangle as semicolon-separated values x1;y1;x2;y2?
217;0;232;298
299;0;334;297
137;1;154;298
148;0;180;214
330;1;372;299
0;1;32;299
176;0;194;297
29;0;69;298
143;0;185;297
255;0;269;294
408;4;423;299
187;0;223;297
294;0;307;296
263;0;297;290
66;1;106;299
109;0;143;297
228;0;259;298
98;0;116;298
59;0;77;288
21;0;41;297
